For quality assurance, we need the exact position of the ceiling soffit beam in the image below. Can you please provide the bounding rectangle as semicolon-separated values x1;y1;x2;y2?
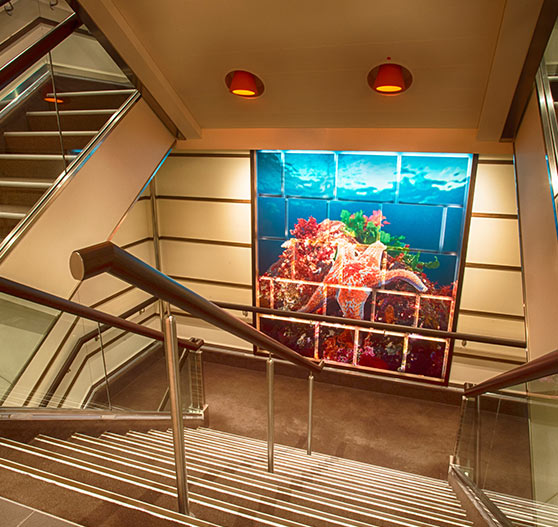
476;0;544;143
501;0;558;141
174;128;513;156
73;0;201;139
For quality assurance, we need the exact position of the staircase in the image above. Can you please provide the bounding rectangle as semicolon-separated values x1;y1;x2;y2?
0;426;474;527
0;81;134;243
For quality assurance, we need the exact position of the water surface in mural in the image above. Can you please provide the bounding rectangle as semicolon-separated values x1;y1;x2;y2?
254;151;473;383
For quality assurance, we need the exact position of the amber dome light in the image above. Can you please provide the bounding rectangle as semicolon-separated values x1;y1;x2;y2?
368;60;412;95
225;70;264;98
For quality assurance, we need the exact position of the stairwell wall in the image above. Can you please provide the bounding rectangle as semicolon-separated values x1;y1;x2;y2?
153;150;526;386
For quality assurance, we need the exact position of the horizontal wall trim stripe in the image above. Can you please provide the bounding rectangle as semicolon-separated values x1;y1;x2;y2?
453;351;525;365
168;274;252;290
137;195;151;202
459;308;525;321
156;195;251;204
476;159;514;165
169;152;250;158
121;237;154;250
471;212;519;220
160;236;251;248
465;262;522;272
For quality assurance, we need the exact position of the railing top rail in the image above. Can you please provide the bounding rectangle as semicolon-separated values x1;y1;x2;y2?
0;276;202;351
0;13;81;93
214;301;527;349
464;348;558;397
70;241;323;373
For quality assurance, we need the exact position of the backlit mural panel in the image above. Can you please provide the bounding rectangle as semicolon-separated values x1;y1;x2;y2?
254;150;474;384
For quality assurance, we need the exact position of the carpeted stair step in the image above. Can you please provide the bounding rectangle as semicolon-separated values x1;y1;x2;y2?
0;153;74;179
57;431;466;520
93;430;471;527
162;428;463;506
33;433;469;527
26;109;116;131
0;455;217;527
190;426;458;496
3;436;341;527
484;490;558;527
44;89;135;111
3;130;96;154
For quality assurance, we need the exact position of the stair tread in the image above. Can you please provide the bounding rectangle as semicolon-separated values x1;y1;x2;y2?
0;455;216;527
0;153;76;160
0;178;52;189
0;427;475;527
4;131;97;136
46;89;135;97
6;437;469;527
26;109;117;115
36;434;469;526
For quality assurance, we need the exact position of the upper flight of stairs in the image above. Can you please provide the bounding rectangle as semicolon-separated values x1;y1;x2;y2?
0;426;474;527
0;84;135;243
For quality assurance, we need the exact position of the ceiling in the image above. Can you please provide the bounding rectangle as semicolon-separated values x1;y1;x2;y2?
80;0;545;142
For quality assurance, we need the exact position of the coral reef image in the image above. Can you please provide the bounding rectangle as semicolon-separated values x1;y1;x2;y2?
255;150;472;383
258;211;454;380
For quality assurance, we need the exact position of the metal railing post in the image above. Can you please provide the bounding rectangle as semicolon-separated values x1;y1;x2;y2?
474;395;481;486
267;355;274;473
163;314;190;515
307;372;314;455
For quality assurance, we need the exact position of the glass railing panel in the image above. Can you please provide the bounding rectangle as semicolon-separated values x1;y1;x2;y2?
0;1;41;64
46;31;135;159
455;376;558;526
454;394;477;479
0;290;59;402
0;16;137;248
87;327;167;413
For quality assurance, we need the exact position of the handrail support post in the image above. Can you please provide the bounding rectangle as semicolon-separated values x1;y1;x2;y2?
474;395;481;486
267;356;274;473
163;314;190;515
307;372;314;455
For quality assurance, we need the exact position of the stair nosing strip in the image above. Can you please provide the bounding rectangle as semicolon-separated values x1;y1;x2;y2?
0;456;214;527
142;430;460;502
94;432;465;513
41;435;469;524
106;432;463;509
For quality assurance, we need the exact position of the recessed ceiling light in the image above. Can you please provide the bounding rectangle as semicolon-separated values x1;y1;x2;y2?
368;59;412;95
225;70;264;98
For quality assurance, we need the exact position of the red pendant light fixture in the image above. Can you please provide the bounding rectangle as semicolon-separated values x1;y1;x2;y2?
367;58;412;95
225;70;265;98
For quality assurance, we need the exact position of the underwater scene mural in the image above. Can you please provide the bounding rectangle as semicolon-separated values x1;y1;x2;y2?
254;151;474;384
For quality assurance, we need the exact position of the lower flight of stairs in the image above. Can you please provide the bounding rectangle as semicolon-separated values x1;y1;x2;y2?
0;426;473;527
485;490;558;527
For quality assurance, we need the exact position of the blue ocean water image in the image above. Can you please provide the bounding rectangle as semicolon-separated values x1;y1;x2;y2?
337;153;398;202
399;155;470;205
284;152;335;198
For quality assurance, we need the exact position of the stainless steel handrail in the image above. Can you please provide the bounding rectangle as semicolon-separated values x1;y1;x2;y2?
69;242;324;374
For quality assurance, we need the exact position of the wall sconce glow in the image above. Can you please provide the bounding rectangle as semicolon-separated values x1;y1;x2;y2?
225;70;264;98
367;60;412;95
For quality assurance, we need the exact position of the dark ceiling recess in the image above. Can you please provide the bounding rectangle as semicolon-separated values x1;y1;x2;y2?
502;0;558;141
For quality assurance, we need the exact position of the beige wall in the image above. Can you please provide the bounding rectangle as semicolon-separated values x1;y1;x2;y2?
450;156;526;384
153;151;527;385
515;91;558;360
